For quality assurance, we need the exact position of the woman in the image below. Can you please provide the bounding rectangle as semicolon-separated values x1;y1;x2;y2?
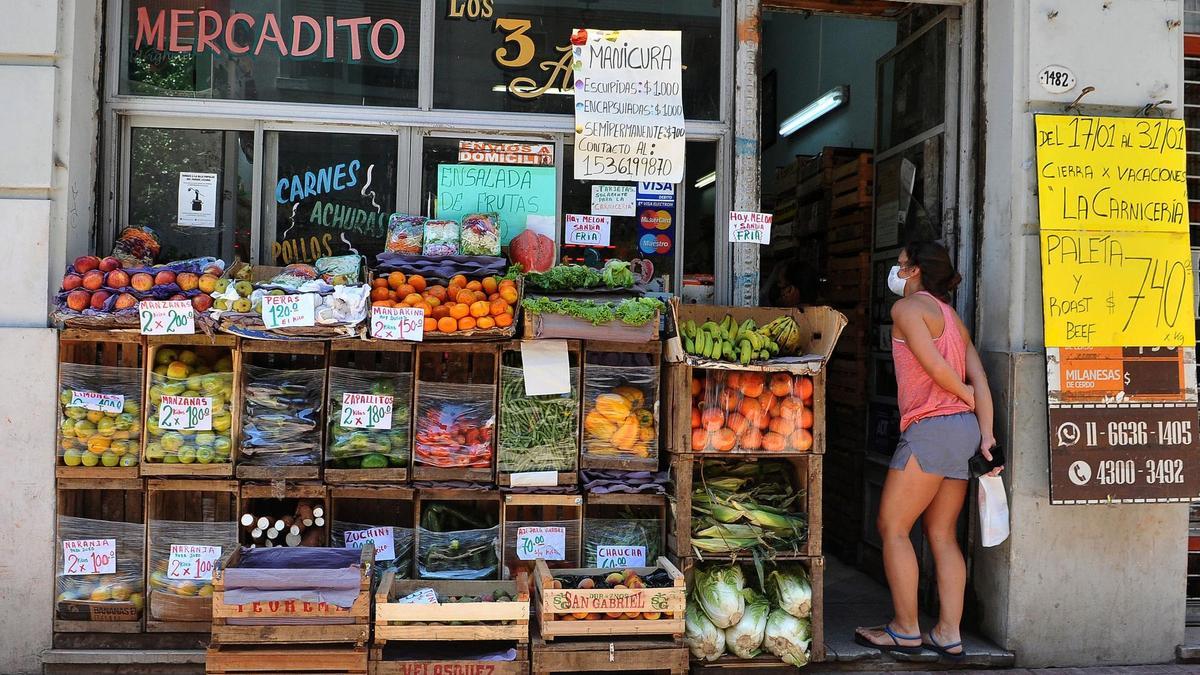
854;241;1002;659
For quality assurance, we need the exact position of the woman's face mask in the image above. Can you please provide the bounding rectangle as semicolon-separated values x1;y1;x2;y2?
888;265;910;297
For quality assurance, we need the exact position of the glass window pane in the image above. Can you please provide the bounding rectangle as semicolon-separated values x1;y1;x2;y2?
128;128;253;261
433;0;721;119
681;141;717;303
120;1;420;107
270;132;399;265
877;21;946;152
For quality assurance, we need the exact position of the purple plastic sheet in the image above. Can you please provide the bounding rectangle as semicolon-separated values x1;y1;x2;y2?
222;547;362;610
374;252;507;279
581;470;668;495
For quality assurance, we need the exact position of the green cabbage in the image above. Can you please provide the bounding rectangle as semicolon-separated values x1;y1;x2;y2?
695;565;745;628
764;608;811;667
686;603;726;661
724;588;769;658
767;567;812;618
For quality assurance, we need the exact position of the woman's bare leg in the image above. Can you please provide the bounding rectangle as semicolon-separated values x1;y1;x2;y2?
921;477;968;653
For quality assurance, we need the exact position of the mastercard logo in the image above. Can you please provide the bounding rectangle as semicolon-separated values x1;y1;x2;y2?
639;233;672;255
640;209;672;231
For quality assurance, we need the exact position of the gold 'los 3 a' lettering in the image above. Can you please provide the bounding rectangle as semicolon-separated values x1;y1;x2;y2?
273;233;333;265
492;17;572;100
447;0;494;19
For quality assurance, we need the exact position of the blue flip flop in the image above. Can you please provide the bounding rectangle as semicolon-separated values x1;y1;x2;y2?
923;632;965;661
854;623;923;654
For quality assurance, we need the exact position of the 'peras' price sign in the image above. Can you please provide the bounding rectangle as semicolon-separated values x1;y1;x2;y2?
168;544;221;581
516;526;566;561
340;393;393;430
370;306;424;341
62;539;116;575
262;294;316;329
139;300;195;335
159;395;213;431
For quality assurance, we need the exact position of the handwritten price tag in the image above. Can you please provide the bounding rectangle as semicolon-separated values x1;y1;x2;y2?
139;300;195;335
62;539;116;575
168;544;221;581
159;395;213;431
262;294;315;329
517;526;566;561
371;306;424;341
729;211;772;244
340;393;393;430
397;587;439;604
68;390;124;414
344;526;396;561
597;545;646;568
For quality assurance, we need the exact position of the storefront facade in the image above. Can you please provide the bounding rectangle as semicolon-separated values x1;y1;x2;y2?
0;0;1191;672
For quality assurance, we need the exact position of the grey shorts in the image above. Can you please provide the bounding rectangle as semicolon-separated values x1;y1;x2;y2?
890;412;981;480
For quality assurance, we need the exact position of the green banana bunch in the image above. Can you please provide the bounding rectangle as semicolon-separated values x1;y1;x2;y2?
679;313;798;364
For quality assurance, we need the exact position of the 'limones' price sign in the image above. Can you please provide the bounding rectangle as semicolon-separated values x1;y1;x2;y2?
68;390;124;414
167;544;221;580
340;393;393;430
139;300;195;335
159;395;213;431
371;305;424;341
62;539;116;575
262;294;315;329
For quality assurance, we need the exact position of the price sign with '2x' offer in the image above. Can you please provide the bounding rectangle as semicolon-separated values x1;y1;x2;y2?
168;544;221;580
262;294;316;329
63;539;116;575
341;393;393;430
371;306;424;341
139;300;194;335
159;395;212;431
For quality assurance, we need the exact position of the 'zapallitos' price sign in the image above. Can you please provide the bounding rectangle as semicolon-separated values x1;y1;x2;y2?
262;294;316;329
159;395;213;431
62;539;116;575
516;526;566;561
68;390;124;414
340;393;393;430
168;544;221;580
139;300;195;335
371;305;424;341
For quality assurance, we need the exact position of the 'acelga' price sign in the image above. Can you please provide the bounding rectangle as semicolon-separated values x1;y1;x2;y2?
62;538;117;575
262;293;316;329
371;305;424;341
68;390;124;414
340;393;393;430
139;300;195;335
728;211;772;245
597;545;646;568
167;544;221;580
344;526;396;561
516;526;566;561
159;395;213;431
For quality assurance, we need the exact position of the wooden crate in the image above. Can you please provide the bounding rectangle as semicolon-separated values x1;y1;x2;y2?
530;632;687;674
54;478;146;633
330;485;416;576
370;644;529;675
326;340;415;485
237;339;327;481
502;493;583;578
579;340;662;472
414;487;503;580
412;344;500;483
141;334;240;477
582;492;668;569
522;310;660;343
665;364;825;457
207;643;368;674
825;210;871;255
239;482;329;548
829;152;873;213
374;570;531;644
497;340;581;487
56;329;144;479
210;543;374;647
668;454;822;560
145;478;239;633
533;557;685;641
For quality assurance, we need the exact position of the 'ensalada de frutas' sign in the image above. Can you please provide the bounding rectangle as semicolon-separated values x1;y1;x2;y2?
572;29;684;183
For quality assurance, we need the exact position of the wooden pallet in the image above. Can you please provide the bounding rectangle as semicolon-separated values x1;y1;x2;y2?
370;644;529;675
496;340;581;487
829;152;874;213
530;632;687;674
57;329;145;479
412;343;500;483
325;340;415;485
579;340;662;472
206;643;368;674
374;570;530;644
236;338;327;481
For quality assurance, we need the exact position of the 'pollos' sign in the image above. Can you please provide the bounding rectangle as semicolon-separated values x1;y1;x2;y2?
132;6;407;62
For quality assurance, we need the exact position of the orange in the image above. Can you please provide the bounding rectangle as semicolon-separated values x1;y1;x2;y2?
495;313;513;328
691;428;710;451
799;408;814;430
762;432;788;452
370;286;391;301
789;428;813;452
398;284;415;298
428;285;447;302
466;280;482;292
712;428;737;452
372;278;389;288
769;374;793;397
408;275;427;292
449;303;470;320
740;373;765;398
499;278;516;290
432;305;450;319
488;292;500;302
490;299;508;316
436;317;458;333
482;277;499;294
691;407;702;429
404;293;423;306
458;316;477;330
473;290;487;302
455;289;476;304
424;295;440;307
419;302;433;317
769;417;794;436
388;290;399;300
373;300;394;308
741;428;763;451
424;318;438;333
470;301;490;318
450;274;467;288
499;286;519;304
701;407;724;431
476;316;495;329
727;412;749;434
794;376;814;400
387;271;406;290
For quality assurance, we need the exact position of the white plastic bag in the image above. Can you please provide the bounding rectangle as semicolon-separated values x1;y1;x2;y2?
977;475;1009;547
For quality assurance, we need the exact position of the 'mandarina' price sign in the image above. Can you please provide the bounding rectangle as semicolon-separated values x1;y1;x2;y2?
1035;114;1200;504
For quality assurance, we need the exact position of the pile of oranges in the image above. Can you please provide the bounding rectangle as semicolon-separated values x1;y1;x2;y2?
370;272;519;334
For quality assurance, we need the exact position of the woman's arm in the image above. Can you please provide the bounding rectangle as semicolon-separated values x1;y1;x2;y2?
962;327;1002;475
891;300;975;408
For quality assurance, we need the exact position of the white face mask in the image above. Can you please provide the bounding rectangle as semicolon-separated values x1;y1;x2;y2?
887;265;909;297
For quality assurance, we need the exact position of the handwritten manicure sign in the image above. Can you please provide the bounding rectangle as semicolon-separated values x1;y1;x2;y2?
139;300;195;335
728;211;772;245
159;396;213;431
262;294;315;329
371;306;424;341
68;390;124;414
516;526;566;561
62;539;116;575
565;214;611;246
340;393;393;430
344;526;396;561
168;544;221;580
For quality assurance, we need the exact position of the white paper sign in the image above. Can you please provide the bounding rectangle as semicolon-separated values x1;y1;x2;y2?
68;390;124;414
344;526;396;561
62;539;117;575
565;214;611;247
509;470;560;487
371;305;424;341
262;294;315;329
525;214;558;239
397;587;439;604
596;545;646;568
728;211;773;245
168;544;222;580
159;396;213;431
591;185;637;216
516;526;566;561
340;393;394;430
177;172;218;228
139;300;195;335
573;29;685;183
520;340;571;396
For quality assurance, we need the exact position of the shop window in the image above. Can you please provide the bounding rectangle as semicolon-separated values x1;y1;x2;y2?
433;0;721;119
119;0;420;107
127;128;253;262
877;21;945;153
681;141;717;302
267;132;399;265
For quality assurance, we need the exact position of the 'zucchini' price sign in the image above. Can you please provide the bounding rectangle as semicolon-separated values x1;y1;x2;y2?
262;294;315;329
340;393;393;430
168;544;221;580
597;545;646;568
139;300;195;335
159;395;213;431
370;305;424;341
344;527;396;561
516;526;566;561
62;539;116;575
68;390;124;414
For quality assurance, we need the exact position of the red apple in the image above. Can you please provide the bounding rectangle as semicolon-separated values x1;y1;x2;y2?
114;293;138;310
90;290;111;311
130;273;154;292
82;270;104;291
73;256;100;274
191;294;213;312
66;290;90;312
176;272;199;291
98;256;122;273
169;293;187;301
203;264;223;277
106;269;130;289
154;270;176;286
61;274;82;291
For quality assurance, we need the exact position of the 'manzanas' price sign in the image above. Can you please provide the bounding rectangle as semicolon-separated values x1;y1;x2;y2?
139;300;195;335
262;294;316;329
340;393;393;430
159;395;213;431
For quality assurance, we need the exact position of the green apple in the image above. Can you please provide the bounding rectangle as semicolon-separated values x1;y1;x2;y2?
161;431;184;453
234;281;253;297
185;374;205;392
162;381;186;396
178;446;197;464
80;452;100;467
215;278;230;294
62;448;83;466
145;442;164;461
214;356;233;373
147;385;165;406
155;348;178;366
119;454;138;467
211;412;232;433
154;364;168;377
100;451;119;467
193;431;216;447
201;375;224;394
146;416;162;436
178;350;198;366
195;447;214;464
213;436;232;457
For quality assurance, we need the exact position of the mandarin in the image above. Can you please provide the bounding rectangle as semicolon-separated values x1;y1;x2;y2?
437;317;458;333
371;278;389;288
398;284;415;297
455;289;476;304
424;318;438;332
450;274;467;287
404;293;423;305
490;299;508;316
470;301;490;318
428;285;447;301
466;280;482;292
387;271;406;289
449;303;470;320
370;286;391;302
408;275;427;292
482;277;499;294
499;287;519;304
458;316;477;330
476;316;495;329
495;313;513;327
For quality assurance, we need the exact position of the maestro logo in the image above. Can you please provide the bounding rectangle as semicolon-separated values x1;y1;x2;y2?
639;233;672;255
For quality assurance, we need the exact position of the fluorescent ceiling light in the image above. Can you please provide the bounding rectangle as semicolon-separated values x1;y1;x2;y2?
779;85;849;137
491;84;573;96
694;171;716;189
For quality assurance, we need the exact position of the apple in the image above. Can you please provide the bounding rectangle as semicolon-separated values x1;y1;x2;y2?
114;293;137;310
82;270;104;291
130;273;154;292
176;272;199;291
169;293;187;301
66;290;91;312
154;270;176;286
198;274;218;294
106;269;130;289
203;264;223;277
61;274;83;291
98;256;122;273
192;294;213;312
232;298;252;313
74;256;100;274
90;290;111;311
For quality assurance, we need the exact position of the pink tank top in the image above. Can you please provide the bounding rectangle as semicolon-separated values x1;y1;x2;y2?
892;292;971;431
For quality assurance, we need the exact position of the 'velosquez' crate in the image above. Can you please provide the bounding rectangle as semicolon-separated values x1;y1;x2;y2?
532;557;686;641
